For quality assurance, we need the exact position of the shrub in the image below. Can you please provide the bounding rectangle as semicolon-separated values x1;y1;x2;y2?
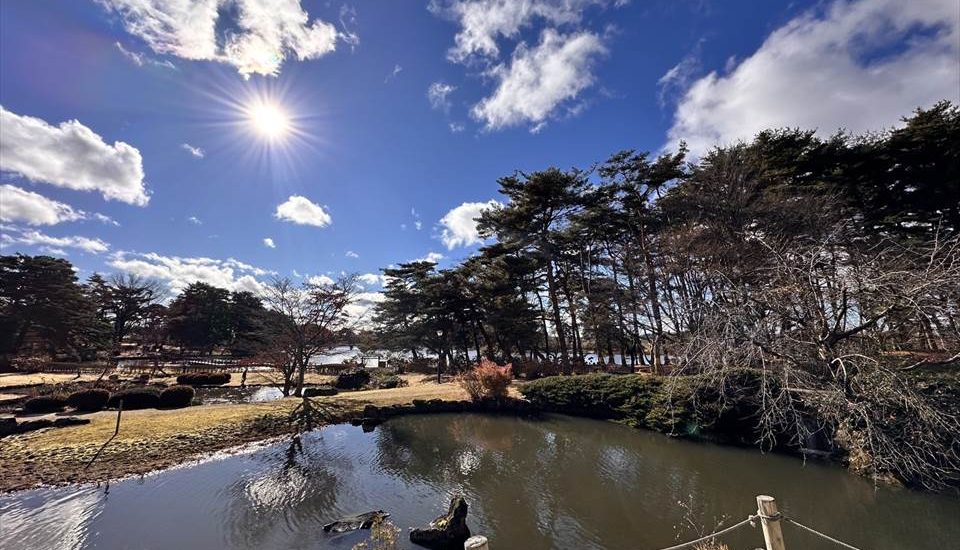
159;385;195;408
511;360;560;379
519;373;664;419
176;372;231;386
335;369;371;390
66;389;110;412
12;355;50;373
107;388;160;410
376;375;406;389
22;395;67;413
303;385;338;397
458;360;512;402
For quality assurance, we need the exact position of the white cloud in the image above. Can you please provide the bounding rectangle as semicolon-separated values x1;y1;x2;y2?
263;237;276;248
358;272;383;287
471;29;605;131
430;0;605;63
0;185;85;226
448;122;466;133
428;82;457;111
308;274;335;286
415;251;445;263
108;251;271;295
187;216;202;225
345;250;359;258
344;290;385;327
8;228;110;254
665;0;960;155
114;41;176;69
274;195;332;227
439;199;499;249
98;0;343;78
0;106;148;205
385;64;403;83
181;143;204;158
93;213;120;226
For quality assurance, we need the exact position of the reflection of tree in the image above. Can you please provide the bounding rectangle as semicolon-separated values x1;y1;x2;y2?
219;432;352;549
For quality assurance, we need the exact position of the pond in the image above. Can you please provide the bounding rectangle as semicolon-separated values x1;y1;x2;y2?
1;414;957;549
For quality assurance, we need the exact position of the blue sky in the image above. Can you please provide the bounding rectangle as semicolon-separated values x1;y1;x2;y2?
1;0;957;313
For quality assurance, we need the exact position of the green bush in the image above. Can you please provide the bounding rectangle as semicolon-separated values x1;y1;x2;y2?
335;369;371;390
520;373;663;419
107;388;160;410
23;395;67;413
176;372;231;386
66;389;110;412
159;385;195;408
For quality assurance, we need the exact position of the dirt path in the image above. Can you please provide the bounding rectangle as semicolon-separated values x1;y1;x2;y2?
0;381;471;493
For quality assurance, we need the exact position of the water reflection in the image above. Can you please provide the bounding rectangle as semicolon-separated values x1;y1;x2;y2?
1;414;958;550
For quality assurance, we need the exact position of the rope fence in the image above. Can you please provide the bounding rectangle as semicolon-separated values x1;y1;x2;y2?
645;495;867;550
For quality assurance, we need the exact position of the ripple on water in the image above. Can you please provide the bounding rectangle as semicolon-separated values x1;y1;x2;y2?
1;414;958;550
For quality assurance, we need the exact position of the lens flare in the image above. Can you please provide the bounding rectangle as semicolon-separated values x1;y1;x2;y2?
246;101;291;140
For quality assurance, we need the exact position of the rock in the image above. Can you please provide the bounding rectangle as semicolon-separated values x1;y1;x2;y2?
52;417;91;428
409;495;471;549
303;385;338;397
360;418;383;432
323;511;390;533
363;404;381;418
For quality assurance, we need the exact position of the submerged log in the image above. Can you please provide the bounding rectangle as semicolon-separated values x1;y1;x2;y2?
322;510;390;533
409;495;471;549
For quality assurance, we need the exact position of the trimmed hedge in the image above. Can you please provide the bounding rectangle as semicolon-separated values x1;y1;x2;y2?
335;369;371;390
23;395;68;413
176;372;231;386
107;388;160;410
67;389;111;412
375;375;405;389
159;385;195;408
303;385;338;397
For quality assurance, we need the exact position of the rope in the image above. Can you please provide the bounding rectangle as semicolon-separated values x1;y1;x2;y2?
785;517;866;550
655;515;757;550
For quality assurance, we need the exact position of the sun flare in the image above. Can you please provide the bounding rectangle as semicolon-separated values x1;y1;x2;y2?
246;101;291;140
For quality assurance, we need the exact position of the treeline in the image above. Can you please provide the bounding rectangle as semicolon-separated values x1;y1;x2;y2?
375;102;959;370
0;260;272;362
0;261;357;395
373;102;960;488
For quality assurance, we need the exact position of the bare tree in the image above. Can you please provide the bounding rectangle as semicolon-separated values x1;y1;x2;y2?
672;229;960;488
261;275;357;396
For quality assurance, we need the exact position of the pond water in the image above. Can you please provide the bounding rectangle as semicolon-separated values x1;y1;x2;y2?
193;385;285;405
1;414;957;550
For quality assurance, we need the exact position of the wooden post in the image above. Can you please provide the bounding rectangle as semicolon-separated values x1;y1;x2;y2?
113;399;124;435
464;535;489;550
757;495;786;550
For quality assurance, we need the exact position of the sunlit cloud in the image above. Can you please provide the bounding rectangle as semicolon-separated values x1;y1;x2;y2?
275;195;332;227
181;143;205;158
439;200;499;249
263;237;276;248
97;0;345;78
0;106;148;205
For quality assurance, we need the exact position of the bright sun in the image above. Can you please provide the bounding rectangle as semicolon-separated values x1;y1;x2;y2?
247;101;291;140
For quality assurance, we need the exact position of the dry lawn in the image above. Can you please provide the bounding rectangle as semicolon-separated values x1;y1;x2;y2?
0;379;473;492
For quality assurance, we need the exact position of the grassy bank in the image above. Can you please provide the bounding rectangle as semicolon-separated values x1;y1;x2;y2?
0;381;472;493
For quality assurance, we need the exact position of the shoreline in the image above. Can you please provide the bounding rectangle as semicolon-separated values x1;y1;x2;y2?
0;381;474;493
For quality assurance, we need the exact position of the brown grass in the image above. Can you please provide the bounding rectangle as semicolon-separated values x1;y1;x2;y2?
0;379;476;492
